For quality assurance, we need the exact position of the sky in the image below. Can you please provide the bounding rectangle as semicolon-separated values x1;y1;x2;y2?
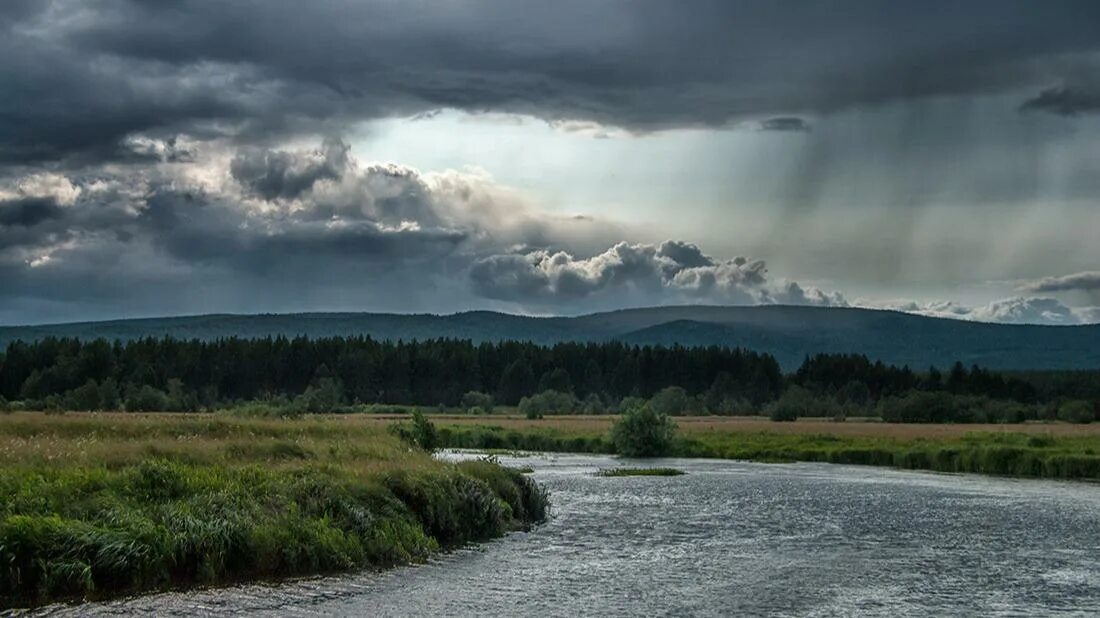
2;0;1100;325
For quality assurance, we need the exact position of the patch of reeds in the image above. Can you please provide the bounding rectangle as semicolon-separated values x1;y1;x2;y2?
594;467;685;477
0;414;549;608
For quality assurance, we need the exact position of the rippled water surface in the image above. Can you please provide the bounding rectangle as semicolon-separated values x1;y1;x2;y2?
42;454;1100;617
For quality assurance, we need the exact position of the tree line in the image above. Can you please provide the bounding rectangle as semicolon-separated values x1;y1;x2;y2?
0;337;1095;421
0;336;782;411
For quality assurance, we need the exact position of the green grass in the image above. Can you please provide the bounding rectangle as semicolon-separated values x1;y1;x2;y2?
435;422;1100;480
0;413;548;608
595;467;685;477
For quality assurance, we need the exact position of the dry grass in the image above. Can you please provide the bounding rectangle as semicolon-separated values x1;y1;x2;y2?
0;412;428;471
10;412;1100;446
359;414;1100;439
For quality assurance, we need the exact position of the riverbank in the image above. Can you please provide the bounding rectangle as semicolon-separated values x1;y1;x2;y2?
0;413;548;609
427;416;1100;480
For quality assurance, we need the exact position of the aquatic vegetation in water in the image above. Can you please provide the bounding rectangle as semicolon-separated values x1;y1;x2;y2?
594;467;685;477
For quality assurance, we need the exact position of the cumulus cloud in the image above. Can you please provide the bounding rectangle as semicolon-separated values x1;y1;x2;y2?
1076;307;1100;323
2;2;1098;323
0;137;633;321
119;135;198;163
469;240;846;309
231;138;351;201
875;296;1092;325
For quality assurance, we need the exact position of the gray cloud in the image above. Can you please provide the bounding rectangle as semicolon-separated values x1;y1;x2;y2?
4;1;1100;163
759;117;812;132
118;135;198;163
1020;87;1100;116
1022;271;1100;293
231;138;351;201
1076;306;1100;323
0;197;65;228
0;138;628;321
469;240;846;309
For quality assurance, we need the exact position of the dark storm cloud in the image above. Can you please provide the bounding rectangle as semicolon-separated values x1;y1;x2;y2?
134;188;467;274
1020;87;1100;116
4;0;1100;163
231;138;351;201
0;197;65;227
759;117;812;132
0;139;619;321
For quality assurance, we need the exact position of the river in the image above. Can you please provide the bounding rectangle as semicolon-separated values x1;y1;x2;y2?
40;453;1100;617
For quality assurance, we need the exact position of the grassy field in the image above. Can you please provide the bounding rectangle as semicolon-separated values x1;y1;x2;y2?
358;414;1100;438
0;413;548;608
406;414;1100;480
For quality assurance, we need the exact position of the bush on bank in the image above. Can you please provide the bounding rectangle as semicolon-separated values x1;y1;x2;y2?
610;402;678;457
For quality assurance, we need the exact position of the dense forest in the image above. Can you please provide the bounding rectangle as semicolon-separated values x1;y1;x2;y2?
0;336;1097;422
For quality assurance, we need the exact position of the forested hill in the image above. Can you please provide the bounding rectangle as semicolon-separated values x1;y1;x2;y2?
2;305;1100;371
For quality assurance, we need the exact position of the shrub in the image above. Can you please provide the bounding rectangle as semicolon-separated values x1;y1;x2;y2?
390;410;439;451
1059;400;1095;424
518;390;577;419
611;402;677;457
767;386;819;421
64;379;103;411
98;378;121;410
580;393;606;414
877;391;1038;424
293;377;344;413
837;380;872;406
878;391;963;423
124;385;170;412
613;396;647;414
223;395;298;418
165;378;200;412
461;391;495;414
648;386;689;416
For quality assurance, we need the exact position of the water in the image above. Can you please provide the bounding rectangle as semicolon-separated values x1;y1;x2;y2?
38;454;1100;617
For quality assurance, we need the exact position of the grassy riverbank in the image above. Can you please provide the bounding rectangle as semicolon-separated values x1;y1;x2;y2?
0;413;548;608
430;416;1100;480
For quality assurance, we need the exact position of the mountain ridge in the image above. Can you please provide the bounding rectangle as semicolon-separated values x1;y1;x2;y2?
2;305;1098;371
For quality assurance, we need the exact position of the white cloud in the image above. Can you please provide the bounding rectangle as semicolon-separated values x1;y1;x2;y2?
469;240;847;309
869;296;1094;325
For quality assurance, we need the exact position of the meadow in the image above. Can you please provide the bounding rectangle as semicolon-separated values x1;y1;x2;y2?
0;413;548;608
418;414;1100;480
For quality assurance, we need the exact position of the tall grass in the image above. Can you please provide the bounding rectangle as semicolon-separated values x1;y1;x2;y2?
436;421;1100;480
0;413;548;608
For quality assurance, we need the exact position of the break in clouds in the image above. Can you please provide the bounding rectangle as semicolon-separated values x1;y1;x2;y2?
1;137;1095;324
2;1;1100;324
